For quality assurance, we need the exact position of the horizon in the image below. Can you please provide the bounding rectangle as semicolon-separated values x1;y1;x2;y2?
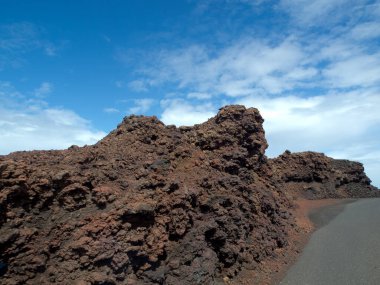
0;0;379;186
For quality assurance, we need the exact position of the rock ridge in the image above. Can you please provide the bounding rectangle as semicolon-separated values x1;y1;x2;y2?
0;105;378;285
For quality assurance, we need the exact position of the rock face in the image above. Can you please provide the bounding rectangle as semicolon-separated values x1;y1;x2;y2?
270;151;379;199
0;105;378;285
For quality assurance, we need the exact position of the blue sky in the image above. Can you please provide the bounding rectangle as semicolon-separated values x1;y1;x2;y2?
1;0;380;186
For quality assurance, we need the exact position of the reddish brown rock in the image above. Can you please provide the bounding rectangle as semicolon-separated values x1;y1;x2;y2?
270;151;379;199
0;105;378;285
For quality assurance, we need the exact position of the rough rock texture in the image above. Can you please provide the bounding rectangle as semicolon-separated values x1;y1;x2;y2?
270;151;379;199
0;105;378;285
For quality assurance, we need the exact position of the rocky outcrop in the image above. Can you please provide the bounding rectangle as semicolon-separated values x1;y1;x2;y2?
270;151;379;199
0;105;378;285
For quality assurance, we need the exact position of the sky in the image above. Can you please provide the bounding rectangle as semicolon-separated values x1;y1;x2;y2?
0;0;379;186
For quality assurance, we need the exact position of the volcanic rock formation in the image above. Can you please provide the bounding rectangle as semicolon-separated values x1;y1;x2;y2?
0;105;378;285
270;151;379;199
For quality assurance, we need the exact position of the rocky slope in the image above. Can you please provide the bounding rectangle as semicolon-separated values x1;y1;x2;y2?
0;105;378;285
270;151;379;199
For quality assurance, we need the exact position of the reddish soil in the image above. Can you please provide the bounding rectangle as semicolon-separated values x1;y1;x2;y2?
294;199;353;231
0;105;378;285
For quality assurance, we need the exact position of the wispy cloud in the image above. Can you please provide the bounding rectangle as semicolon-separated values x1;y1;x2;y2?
128;98;155;114
279;0;371;26
34;82;53;98
128;0;379;97
135;31;379;96
103;107;120;114
0;22;40;51
324;53;380;88
187;92;213;100
0;22;58;69
132;38;318;97
160;99;216;126
0;82;106;154
128;80;149;92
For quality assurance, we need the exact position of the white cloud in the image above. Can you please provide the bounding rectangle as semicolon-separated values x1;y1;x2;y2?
130;16;379;97
316;39;359;61
128;80;149;92
0;22;39;51
0;82;106;155
128;98;155;114
137;38;316;97
187;92;213;100
286;67;319;80
160;99;216;126
0;22;58;63
193;0;270;14
104;107;120;113
279;0;369;26
351;21;380;40
34;82;53;97
324;53;380;88
0;107;106;154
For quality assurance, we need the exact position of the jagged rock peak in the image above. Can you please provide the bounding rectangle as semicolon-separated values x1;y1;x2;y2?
190;105;268;158
99;105;268;154
115;105;262;129
117;115;165;132
214;104;261;123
